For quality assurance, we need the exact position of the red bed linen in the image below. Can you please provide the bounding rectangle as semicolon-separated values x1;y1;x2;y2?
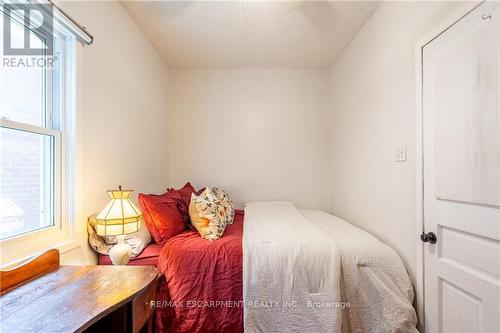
156;210;244;333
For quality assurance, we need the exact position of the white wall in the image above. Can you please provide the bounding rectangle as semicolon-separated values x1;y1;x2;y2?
328;1;472;283
58;1;170;264
168;69;331;211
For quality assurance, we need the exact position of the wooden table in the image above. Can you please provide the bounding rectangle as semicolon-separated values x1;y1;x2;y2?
0;265;159;333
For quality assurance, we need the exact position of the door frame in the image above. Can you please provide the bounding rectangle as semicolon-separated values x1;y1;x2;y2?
414;1;486;331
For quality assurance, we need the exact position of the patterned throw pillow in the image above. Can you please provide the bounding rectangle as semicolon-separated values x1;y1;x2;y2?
211;187;235;225
189;187;235;240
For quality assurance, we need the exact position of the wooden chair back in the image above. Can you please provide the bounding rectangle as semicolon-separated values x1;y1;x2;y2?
0;249;60;294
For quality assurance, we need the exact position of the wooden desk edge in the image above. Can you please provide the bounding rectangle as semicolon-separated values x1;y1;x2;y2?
1;265;160;333
75;266;160;333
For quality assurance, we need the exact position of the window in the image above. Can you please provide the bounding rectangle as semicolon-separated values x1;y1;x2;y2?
0;3;79;264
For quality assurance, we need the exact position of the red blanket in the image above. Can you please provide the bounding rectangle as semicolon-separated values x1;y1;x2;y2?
156;210;244;333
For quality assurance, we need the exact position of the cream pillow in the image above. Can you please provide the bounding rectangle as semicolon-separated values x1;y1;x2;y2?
212;187;235;225
189;187;235;240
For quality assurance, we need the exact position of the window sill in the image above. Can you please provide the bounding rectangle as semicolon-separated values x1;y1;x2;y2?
0;238;81;270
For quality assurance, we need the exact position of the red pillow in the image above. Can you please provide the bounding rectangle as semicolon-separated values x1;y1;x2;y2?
167;182;198;206
166;183;205;226
138;192;186;244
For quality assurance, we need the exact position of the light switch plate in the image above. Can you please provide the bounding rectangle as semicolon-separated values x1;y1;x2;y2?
396;145;407;162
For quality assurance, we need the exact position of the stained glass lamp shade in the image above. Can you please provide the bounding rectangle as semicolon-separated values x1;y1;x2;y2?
96;186;142;237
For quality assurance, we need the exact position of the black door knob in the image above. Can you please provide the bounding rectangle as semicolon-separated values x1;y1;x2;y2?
421;232;437;244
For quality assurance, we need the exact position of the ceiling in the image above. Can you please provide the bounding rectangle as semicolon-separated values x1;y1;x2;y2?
121;1;380;68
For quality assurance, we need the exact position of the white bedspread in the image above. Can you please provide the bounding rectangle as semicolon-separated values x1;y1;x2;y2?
243;202;342;333
300;209;418;333
243;202;417;333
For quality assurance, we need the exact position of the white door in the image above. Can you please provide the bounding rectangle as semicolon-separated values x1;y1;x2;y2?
423;1;500;332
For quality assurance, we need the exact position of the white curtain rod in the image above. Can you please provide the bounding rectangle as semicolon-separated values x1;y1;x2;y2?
2;0;94;45
44;0;93;45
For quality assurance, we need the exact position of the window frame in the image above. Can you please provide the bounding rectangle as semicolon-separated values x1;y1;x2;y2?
0;119;61;233
0;7;79;266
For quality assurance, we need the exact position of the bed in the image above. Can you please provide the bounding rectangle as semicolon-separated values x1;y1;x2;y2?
154;202;417;333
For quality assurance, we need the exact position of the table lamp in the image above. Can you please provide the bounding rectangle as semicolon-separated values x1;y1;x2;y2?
96;185;142;265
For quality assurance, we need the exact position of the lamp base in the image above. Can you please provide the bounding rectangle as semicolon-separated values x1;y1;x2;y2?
109;235;132;265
